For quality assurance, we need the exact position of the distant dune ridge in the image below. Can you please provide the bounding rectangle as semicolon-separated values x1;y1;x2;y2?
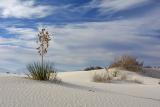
0;68;160;107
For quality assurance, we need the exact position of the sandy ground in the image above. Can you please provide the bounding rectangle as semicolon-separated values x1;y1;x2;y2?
0;69;160;107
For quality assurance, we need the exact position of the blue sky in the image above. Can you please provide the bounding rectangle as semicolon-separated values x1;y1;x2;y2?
0;0;159;73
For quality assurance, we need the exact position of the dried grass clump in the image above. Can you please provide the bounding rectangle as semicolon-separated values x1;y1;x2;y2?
92;72;107;82
92;73;105;82
112;70;120;77
92;68;112;82
109;55;143;72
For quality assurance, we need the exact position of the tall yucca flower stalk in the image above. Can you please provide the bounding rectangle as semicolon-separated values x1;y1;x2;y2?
37;28;51;69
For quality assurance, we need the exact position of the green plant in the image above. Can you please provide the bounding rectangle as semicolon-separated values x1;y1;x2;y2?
27;62;56;80
27;28;55;80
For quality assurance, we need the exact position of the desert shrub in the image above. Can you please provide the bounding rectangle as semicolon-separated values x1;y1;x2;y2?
84;66;103;71
92;68;111;82
112;70;120;77
109;55;143;72
92;73;107;82
144;66;152;68
92;72;111;82
49;71;61;83
27;62;57;80
92;67;112;82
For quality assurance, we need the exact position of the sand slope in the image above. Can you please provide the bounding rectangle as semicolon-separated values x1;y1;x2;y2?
0;69;160;107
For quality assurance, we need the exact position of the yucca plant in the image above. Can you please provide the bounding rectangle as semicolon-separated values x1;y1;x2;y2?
27;27;55;80
27;62;56;80
37;28;51;70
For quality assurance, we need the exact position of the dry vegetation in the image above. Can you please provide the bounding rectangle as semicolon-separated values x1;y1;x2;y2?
92;67;143;84
92;67;112;82
26;28;59;81
112;70;120;77
84;66;103;71
109;55;143;72
92;71;111;82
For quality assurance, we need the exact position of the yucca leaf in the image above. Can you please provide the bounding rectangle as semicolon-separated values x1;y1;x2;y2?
27;62;55;80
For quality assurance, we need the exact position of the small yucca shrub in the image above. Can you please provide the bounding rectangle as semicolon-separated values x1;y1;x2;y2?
27;62;56;80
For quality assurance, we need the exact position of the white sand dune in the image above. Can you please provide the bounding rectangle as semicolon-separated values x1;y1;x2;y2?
0;69;160;107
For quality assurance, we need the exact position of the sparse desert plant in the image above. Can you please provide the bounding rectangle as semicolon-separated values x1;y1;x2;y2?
49;70;61;83
6;72;10;74
92;72;107;82
27;28;55;80
112;70;120;77
92;72;111;82
84;66;103;71
106;75;112;82
27;62;56;80
92;67;112;82
109;55;143;72
105;67;112;82
50;71;57;80
144;66;152;68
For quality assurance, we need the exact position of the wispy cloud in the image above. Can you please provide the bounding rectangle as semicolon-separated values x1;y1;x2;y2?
0;0;159;72
0;0;53;18
90;0;152;13
5;27;37;40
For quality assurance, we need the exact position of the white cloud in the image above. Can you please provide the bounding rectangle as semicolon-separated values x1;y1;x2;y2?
0;5;159;72
0;0;53;18
101;0;150;10
89;0;152;13
6;27;37;40
0;45;38;72
44;7;160;68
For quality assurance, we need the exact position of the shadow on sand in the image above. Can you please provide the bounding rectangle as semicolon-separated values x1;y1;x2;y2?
49;80;160;102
